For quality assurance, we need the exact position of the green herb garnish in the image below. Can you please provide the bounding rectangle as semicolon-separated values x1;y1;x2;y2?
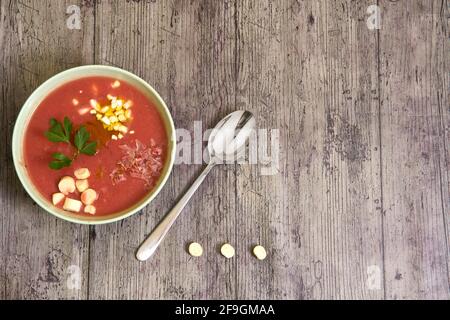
45;117;70;143
74;126;97;155
45;117;97;170
49;152;72;169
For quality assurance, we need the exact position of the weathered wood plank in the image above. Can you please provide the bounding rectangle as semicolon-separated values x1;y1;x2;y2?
442;0;450;293
0;0;94;299
379;0;450;299
88;0;238;299
234;0;384;299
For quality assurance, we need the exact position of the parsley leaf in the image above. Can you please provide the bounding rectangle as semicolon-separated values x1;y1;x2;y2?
79;141;97;155
45;118;70;143
74;126;89;150
49;152;72;170
74;126;97;155
63;116;72;140
45;117;97;169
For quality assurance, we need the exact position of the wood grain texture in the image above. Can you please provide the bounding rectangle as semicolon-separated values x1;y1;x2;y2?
0;0;94;299
442;0;450;294
0;0;448;300
379;0;449;299
235;0;383;299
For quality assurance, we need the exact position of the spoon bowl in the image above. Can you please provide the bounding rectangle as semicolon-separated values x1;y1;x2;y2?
208;110;256;162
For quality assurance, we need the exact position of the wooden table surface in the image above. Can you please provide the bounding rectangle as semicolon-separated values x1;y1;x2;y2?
1;0;448;300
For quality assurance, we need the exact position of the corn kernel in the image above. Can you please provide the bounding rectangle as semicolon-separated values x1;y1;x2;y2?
90;99;101;111
100;106;109;113
91;95;133;141
118;125;128;133
78;107;90;115
101;116;111;125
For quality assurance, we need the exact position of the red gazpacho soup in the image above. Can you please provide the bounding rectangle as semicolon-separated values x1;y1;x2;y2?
24;76;168;216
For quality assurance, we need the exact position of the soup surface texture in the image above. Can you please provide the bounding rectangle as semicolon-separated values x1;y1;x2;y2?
24;76;168;216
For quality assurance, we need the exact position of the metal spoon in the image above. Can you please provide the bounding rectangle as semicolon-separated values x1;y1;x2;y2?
136;110;256;261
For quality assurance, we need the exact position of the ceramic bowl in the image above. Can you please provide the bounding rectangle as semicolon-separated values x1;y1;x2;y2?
12;65;176;224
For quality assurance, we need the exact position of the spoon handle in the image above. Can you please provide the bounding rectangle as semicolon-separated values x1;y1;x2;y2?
136;162;215;261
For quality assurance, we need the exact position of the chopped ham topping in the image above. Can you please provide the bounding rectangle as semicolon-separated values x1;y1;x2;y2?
110;139;164;189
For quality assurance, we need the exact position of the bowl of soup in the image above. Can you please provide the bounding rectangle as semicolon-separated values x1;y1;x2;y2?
12;65;176;224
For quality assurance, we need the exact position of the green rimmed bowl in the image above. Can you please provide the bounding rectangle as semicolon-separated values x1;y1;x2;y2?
12;65;176;224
